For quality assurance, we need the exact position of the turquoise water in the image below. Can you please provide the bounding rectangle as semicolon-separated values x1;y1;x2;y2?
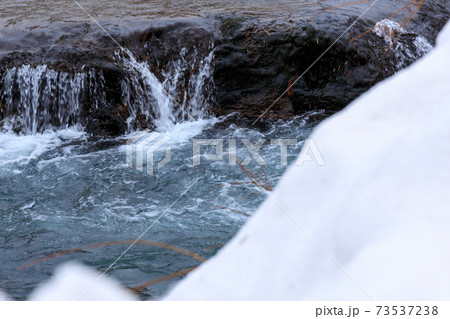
0;113;320;300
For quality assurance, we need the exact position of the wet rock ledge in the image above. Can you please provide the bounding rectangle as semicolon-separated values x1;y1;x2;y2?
0;0;449;136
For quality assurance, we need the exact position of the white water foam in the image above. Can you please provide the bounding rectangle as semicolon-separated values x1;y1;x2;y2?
0;128;86;168
373;19;433;68
119;116;221;156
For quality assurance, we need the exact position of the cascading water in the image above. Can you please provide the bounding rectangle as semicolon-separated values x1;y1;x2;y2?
163;47;215;122
0;47;215;135
0;66;105;134
118;49;176;132
117;47;215;132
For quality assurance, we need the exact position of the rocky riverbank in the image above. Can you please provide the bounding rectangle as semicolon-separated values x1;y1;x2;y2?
1;0;448;135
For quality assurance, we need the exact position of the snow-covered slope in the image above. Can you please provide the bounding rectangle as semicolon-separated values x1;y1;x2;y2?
166;22;450;300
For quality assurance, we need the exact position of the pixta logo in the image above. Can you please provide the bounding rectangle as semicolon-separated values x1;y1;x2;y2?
126;131;172;175
126;133;325;176
192;138;325;167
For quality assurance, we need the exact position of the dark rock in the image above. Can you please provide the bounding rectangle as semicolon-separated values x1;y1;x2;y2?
85;102;128;136
212;0;450;120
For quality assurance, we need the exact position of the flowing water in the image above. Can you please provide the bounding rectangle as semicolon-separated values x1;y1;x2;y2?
1;0;318;28
118;48;215;131
0;39;321;299
1;65;104;134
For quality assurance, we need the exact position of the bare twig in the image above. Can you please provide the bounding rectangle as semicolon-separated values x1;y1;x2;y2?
18;240;205;270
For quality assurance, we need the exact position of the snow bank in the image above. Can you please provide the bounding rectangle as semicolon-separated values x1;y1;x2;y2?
29;263;136;301
165;22;450;300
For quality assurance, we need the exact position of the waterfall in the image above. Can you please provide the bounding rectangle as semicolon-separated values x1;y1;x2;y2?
117;47;215;132
0;66;105;134
0;47;214;134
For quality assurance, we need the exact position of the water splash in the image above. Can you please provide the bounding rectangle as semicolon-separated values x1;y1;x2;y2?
117;47;214;132
373;19;433;69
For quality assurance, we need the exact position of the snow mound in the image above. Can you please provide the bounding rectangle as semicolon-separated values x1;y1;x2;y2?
165;22;450;300
29;263;136;301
